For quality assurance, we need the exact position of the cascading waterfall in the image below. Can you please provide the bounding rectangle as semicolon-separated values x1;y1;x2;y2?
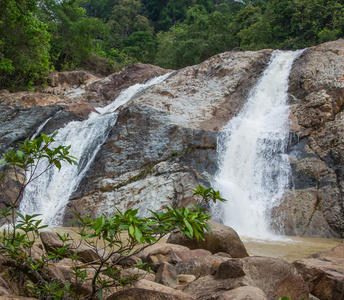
18;73;171;226
214;50;303;239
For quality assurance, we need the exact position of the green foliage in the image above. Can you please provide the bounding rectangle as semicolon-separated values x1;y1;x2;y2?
0;0;51;89
39;0;110;71
2;0;344;88
123;31;156;63
154;4;239;69
0;132;77;209
193;185;227;204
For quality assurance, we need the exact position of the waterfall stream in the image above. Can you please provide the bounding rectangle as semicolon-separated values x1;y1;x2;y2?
214;50;303;239
18;73;171;226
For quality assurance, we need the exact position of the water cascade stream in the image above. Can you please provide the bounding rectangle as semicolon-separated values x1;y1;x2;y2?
18;73;171;226
214;50;303;239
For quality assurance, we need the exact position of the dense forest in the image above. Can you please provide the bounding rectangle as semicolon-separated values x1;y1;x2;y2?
0;0;343;90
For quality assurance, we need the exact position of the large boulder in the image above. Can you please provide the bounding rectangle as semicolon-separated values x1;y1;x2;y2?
293;257;344;300
40;231;103;263
167;221;249;258
293;241;344;300
106;279;195;300
136;243;190;262
146;246;181;271
155;262;179;287
182;256;309;300
106;288;193;300
216;286;268;300
175;255;231;278
240;256;309;300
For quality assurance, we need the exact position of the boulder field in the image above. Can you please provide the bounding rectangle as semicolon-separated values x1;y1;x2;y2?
1;40;344;238
1;221;343;299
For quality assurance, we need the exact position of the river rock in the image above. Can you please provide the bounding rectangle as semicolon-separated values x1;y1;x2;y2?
167;221;249;258
174;249;212;261
292;241;344;300
217;286;268;300
106;288;194;300
214;259;246;279
270;39;344;237
136;243;190;261
118;279;196;300
181;256;309;300
175;255;231;278
40;231;106;262
146;246;181;271
155;262;179;287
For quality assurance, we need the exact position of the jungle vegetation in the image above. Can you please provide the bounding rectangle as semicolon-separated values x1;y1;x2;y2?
1;0;343;89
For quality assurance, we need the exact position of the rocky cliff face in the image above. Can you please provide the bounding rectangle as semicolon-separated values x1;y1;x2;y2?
270;39;344;237
63;50;272;223
1;40;344;238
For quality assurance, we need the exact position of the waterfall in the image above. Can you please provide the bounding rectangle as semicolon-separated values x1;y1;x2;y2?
18;73;171;226
214;50;303;238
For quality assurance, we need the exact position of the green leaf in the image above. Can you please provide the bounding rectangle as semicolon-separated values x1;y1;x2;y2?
129;225;134;236
15;211;25;220
184;218;193;236
134;226;142;242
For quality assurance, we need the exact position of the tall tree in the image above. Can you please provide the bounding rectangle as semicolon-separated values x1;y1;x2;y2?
39;0;109;70
0;0;51;89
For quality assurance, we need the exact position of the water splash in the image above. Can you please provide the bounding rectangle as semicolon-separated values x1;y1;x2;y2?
213;50;303;239
18;73;171;226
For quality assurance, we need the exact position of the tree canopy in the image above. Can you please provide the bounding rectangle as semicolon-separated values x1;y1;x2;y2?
0;0;343;89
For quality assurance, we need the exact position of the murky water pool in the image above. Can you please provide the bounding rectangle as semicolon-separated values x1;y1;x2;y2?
241;236;342;262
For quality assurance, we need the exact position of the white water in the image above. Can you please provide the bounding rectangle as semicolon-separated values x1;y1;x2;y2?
214;50;303;239
19;73;171;226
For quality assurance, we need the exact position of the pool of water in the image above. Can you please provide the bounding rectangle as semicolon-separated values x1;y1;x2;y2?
241;235;342;262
